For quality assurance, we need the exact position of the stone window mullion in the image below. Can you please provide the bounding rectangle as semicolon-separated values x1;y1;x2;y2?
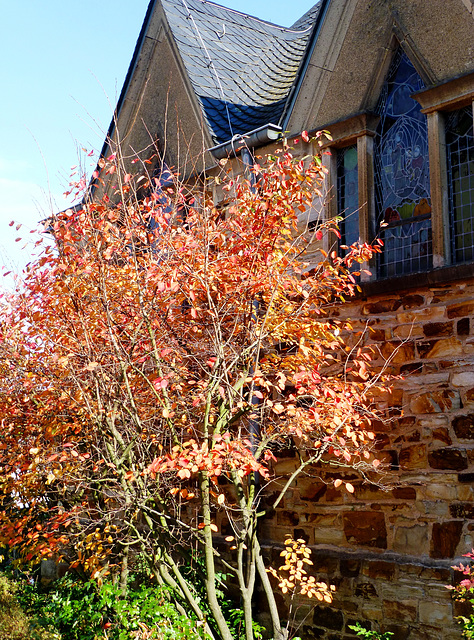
426;110;450;267
357;133;375;282
322;143;338;257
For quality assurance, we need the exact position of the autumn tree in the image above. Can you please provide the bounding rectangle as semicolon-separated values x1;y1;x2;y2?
0;135;387;640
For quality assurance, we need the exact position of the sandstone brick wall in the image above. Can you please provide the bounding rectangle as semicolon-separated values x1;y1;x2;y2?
260;277;474;639
259;547;463;640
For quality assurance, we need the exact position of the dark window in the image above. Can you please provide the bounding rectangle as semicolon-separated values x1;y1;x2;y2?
374;49;432;277
446;107;474;264
337;145;359;251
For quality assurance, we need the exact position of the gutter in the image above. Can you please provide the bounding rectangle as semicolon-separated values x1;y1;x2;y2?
208;123;282;159
280;0;331;132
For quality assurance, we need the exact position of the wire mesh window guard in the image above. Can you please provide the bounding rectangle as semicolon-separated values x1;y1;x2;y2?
374;48;432;278
379;214;432;278
446;107;474;264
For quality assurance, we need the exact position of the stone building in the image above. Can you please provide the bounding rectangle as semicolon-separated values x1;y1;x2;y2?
97;0;474;637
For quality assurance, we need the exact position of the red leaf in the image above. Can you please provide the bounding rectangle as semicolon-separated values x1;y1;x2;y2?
153;377;168;390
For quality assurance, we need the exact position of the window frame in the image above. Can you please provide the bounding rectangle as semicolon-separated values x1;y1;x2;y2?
320;70;474;288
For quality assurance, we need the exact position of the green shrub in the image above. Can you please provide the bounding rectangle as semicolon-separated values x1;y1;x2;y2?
3;565;266;640
18;574;103;640
16;573;209;640
0;572;58;640
97;580;209;640
348;622;394;639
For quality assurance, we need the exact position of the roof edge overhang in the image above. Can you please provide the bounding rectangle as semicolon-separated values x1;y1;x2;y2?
82;0;157;203
99;0;158;161
208;123;283;159
280;0;331;131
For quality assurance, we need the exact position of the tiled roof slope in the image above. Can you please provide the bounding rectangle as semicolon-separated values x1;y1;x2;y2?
291;3;322;30
162;0;321;144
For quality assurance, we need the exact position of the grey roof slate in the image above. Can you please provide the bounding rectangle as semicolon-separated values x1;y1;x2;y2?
161;0;321;144
291;3;322;30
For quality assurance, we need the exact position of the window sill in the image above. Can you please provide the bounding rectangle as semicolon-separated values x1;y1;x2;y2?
361;262;474;297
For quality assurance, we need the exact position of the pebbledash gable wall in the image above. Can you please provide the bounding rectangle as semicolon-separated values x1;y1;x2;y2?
254;276;474;639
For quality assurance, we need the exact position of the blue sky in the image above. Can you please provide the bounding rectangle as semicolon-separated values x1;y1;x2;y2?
1;0;314;281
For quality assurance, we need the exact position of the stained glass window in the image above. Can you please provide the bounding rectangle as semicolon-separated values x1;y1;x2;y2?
374;49;432;277
337;145;359;251
446;107;474;264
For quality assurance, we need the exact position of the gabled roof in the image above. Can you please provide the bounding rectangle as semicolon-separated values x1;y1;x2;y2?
161;0;321;144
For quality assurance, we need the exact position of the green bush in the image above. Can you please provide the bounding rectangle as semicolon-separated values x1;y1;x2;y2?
16;573;209;640
348;622;394;639
2;565;266;640
98;580;209;640
18;574;103;640
0;572;58;640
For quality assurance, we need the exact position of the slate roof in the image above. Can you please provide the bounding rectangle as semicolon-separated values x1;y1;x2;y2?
161;0;321;144
291;3;323;30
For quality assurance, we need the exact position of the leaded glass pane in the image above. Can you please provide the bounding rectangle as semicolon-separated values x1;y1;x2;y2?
374;49;432;277
337;145;359;250
446;107;474;264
